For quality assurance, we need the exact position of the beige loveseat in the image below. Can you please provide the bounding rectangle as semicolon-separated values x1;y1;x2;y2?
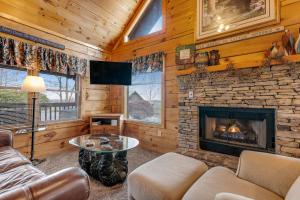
128;150;300;200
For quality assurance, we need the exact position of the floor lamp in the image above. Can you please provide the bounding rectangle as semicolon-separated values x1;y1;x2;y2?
21;75;46;165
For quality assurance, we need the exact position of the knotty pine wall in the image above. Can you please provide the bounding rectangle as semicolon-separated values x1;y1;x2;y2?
0;0;140;50
111;0;300;153
0;16;111;158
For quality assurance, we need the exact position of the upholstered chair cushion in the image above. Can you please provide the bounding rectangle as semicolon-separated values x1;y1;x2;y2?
0;146;31;173
183;166;283;200
215;193;254;200
236;151;300;197
128;152;208;200
285;176;300;200
0;164;45;194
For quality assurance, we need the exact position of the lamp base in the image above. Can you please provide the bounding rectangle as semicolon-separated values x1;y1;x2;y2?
31;158;46;166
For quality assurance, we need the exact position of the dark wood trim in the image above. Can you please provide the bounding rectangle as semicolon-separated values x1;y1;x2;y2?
0;26;65;50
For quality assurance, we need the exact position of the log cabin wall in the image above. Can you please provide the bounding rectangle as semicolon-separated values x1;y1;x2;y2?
111;0;300;153
0;15;111;158
111;0;196;153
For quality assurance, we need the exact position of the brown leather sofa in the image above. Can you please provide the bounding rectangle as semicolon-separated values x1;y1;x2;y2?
0;130;90;200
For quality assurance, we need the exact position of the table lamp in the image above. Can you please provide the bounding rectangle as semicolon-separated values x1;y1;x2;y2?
21;75;46;165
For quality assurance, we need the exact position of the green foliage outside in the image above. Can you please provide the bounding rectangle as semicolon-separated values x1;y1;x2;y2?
0;89;49;104
40;93;49;103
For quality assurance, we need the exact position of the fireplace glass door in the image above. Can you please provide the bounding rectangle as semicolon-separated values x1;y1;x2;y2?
199;107;275;156
205;116;267;148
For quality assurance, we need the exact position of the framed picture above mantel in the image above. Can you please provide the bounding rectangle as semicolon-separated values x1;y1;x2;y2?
196;0;280;41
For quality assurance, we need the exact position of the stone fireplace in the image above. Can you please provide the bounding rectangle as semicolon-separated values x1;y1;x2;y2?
199;106;275;156
177;64;300;169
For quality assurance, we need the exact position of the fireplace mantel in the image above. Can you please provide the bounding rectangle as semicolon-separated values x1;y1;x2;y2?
176;54;300;76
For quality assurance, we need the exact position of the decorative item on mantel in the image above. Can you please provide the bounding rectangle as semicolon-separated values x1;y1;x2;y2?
265;41;286;62
209;50;220;66
282;29;296;55
195;51;209;68
295;28;300;54
269;41;285;59
262;39;297;76
175;44;195;70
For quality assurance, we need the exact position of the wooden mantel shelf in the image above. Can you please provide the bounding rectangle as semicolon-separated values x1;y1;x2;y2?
176;55;300;76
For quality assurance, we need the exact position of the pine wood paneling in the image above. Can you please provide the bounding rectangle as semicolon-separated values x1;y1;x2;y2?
111;0;196;153
0;0;141;50
111;0;300;153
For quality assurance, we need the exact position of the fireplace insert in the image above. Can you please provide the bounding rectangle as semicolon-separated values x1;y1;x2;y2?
199;106;275;156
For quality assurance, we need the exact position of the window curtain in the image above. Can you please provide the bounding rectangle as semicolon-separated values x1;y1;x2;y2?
128;51;165;75
0;36;87;76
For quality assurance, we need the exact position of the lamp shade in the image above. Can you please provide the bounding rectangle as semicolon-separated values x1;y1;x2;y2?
21;76;46;93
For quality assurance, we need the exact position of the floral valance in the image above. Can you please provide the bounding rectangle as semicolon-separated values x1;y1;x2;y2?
128;51;165;75
0;36;87;76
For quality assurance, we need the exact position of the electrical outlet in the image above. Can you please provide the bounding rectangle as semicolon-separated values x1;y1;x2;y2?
189;90;194;98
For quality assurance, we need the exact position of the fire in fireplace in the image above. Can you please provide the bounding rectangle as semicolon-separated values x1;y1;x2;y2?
199;107;275;156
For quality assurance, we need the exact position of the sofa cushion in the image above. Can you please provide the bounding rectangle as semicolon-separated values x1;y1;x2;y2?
236;151;300;197
285;176;300;200
0;146;31;173
215;193;254;200
0;164;45;194
128;152;208;200
183;166;283;200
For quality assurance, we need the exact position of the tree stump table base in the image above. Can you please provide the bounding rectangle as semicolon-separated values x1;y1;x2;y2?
79;149;128;186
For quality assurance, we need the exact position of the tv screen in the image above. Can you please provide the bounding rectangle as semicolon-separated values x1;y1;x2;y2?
90;61;132;85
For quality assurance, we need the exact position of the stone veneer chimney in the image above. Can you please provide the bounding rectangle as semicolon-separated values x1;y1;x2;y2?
177;64;300;169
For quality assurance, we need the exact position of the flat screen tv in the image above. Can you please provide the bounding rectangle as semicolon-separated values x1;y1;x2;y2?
90;61;132;85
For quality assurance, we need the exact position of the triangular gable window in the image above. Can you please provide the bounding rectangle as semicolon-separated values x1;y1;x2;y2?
126;0;163;41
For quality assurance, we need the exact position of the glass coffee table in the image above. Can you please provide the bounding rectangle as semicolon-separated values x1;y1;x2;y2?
69;134;139;186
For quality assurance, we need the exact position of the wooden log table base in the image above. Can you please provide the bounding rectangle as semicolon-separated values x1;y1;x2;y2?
78;149;128;186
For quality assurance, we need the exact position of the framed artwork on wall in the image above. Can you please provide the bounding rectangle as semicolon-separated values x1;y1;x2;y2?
196;0;280;41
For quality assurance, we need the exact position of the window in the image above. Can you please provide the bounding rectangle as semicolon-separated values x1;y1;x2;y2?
127;71;163;124
126;0;163;41
0;66;29;126
0;66;81;126
39;72;80;122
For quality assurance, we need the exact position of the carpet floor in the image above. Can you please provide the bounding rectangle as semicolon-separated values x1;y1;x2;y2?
37;147;161;200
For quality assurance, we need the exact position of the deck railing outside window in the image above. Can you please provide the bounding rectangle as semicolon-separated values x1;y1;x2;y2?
0;102;78;126
40;102;77;121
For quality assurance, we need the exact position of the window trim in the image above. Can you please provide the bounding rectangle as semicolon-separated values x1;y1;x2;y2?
124;56;165;128
38;72;82;123
123;0;166;44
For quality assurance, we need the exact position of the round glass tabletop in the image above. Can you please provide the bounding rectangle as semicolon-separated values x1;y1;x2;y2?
69;134;139;153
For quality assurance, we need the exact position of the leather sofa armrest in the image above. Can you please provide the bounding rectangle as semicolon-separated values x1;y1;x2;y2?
215;193;254;200
0;130;13;147
0;167;90;200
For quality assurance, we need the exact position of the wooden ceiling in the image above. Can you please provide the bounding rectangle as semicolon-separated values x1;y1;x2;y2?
0;0;141;50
